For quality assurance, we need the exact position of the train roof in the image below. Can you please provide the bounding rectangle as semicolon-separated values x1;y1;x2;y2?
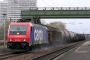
10;22;33;26
33;24;48;29
9;22;48;30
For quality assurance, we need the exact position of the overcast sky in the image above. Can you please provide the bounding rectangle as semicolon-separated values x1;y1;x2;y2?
0;0;90;34
0;0;3;1
38;0;90;7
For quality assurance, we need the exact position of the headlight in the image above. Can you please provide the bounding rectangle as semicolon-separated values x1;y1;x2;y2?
10;39;12;41
23;39;26;42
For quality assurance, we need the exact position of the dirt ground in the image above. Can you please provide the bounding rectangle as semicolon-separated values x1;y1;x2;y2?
0;45;11;54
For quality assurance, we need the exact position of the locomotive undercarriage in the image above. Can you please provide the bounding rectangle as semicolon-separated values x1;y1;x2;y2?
7;42;29;50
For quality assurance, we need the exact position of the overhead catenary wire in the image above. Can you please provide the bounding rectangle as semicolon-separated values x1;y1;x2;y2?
41;0;71;10
41;0;61;10
41;0;59;9
50;0;58;7
41;0;51;7
50;0;54;5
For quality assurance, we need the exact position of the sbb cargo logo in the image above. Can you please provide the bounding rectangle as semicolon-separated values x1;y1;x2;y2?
34;29;43;41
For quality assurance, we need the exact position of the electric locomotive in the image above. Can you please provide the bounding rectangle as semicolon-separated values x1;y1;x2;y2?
7;22;48;50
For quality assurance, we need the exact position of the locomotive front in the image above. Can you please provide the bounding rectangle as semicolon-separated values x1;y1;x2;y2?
7;22;31;50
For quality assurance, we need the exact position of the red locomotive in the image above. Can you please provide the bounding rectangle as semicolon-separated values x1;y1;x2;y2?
7;22;48;50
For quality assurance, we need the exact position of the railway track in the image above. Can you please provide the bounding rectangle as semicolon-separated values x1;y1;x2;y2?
32;41;84;60
0;52;16;60
0;51;30;60
0;41;84;60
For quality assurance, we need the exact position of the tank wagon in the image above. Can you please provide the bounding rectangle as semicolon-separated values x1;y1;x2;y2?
76;34;85;41
7;22;85;51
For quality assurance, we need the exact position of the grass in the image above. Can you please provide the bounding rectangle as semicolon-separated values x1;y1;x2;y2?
88;44;90;46
86;44;90;52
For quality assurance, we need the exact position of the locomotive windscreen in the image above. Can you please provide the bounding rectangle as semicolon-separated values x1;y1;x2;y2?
10;25;27;35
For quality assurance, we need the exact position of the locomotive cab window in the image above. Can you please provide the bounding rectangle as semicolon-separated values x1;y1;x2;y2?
10;25;27;35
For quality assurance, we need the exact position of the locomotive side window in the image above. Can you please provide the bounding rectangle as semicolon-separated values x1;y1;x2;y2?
10;25;27;35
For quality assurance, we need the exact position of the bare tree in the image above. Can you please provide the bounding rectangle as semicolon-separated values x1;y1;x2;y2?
0;20;10;40
47;21;66;29
41;20;46;25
